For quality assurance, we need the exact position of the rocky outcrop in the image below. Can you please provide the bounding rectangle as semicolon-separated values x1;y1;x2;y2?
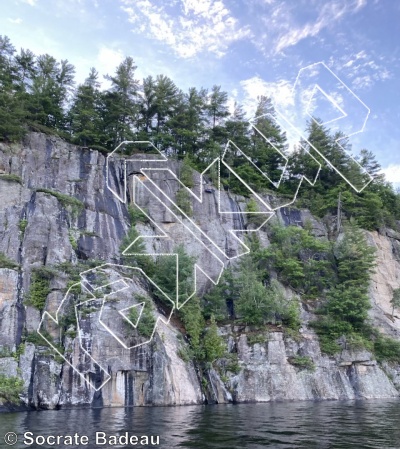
0;132;399;410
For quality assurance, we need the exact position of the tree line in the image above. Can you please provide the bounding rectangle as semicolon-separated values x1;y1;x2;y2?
0;34;399;230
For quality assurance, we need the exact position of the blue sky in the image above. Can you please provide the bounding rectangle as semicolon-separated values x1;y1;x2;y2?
1;0;399;187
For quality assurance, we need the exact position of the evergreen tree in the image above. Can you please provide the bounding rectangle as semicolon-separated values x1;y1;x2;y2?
0;36;25;141
250;96;287;186
391;288;400;318
69;68;102;146
206;85;229;129
103;56;139;145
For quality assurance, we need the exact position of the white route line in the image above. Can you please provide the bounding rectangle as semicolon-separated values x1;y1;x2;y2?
37;61;377;392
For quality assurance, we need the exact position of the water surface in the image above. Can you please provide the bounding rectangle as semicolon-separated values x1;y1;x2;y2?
1;400;400;448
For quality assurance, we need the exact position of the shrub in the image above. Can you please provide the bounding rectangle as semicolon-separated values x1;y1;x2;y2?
127;295;156;339
202;316;225;363
288;355;315;371
0;252;19;270
0;375;23;404
18;219;28;236
247;333;266;345
25;267;54;311
176;188;192;216
128;204;149;224
374;335;400;363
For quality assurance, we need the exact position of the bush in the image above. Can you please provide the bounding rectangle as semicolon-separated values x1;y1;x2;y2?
247;333;266;345
127;295;156;339
128;204;149;224
179;156;195;188
202;316;225;363
262;224;335;298
25;332;51;347
374;335;400;363
288;355;315;371
175;188;192;216
25;268;54;311
18;219;28;236
0;252;19;270
0;375;23;404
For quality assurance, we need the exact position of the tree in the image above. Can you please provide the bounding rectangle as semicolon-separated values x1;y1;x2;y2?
26;54;75;130
202;315;225;363
0;375;23;405
103;56;139;145
206;85;229;129
357;149;383;179
0;36;26;141
168;86;208;161
152;245;196;307
262;224;335;298
69;68;102;146
249;96;287;187
391;288;400;318
138;75;157;135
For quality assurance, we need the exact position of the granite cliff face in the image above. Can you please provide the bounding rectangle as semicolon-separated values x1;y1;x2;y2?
0;132;399;410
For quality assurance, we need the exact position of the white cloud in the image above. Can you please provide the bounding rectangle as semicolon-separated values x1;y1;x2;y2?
120;0;251;58
97;46;125;76
21;0;37;5
331;50;392;91
7;18;22;24
272;0;367;54
381;164;400;184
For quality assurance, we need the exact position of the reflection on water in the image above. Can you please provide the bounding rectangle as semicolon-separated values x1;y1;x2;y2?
1;400;400;448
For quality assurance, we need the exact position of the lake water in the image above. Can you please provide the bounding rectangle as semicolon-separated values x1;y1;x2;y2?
1;400;400;448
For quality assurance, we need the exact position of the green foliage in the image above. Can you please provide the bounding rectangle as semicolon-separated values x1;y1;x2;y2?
203;267;235;321
0;347;13;358
177;346;194;363
68;230;78;251
390;288;400;318
0;173;22;184
179;295;204;353
288;355;315;371
263;224;335;298
311;224;376;354
25;267;54;311
14;343;25;361
374;335;400;363
127;295;156;338
224;353;241;374
0;374;23;405
152;245;195;305
128;204;149;224
202;316;225;363
179;156;195;188
247;333;266;345
25;332;46;345
18;219;28;236
245;197;267;228
36;188;84;217
175;188;192;216
0;252;19;270
119;225;153;275
0;34;397;233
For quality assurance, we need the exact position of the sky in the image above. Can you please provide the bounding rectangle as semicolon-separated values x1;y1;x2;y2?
1;0;399;188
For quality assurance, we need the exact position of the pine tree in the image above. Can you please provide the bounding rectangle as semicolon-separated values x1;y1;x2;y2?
69;68;102;146
250;96;287;186
103;56;139;145
0;36;25;141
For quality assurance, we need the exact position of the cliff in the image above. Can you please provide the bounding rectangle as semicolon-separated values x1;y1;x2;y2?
0;132;399;410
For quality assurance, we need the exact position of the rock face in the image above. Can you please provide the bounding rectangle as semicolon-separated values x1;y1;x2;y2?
0;132;399;410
